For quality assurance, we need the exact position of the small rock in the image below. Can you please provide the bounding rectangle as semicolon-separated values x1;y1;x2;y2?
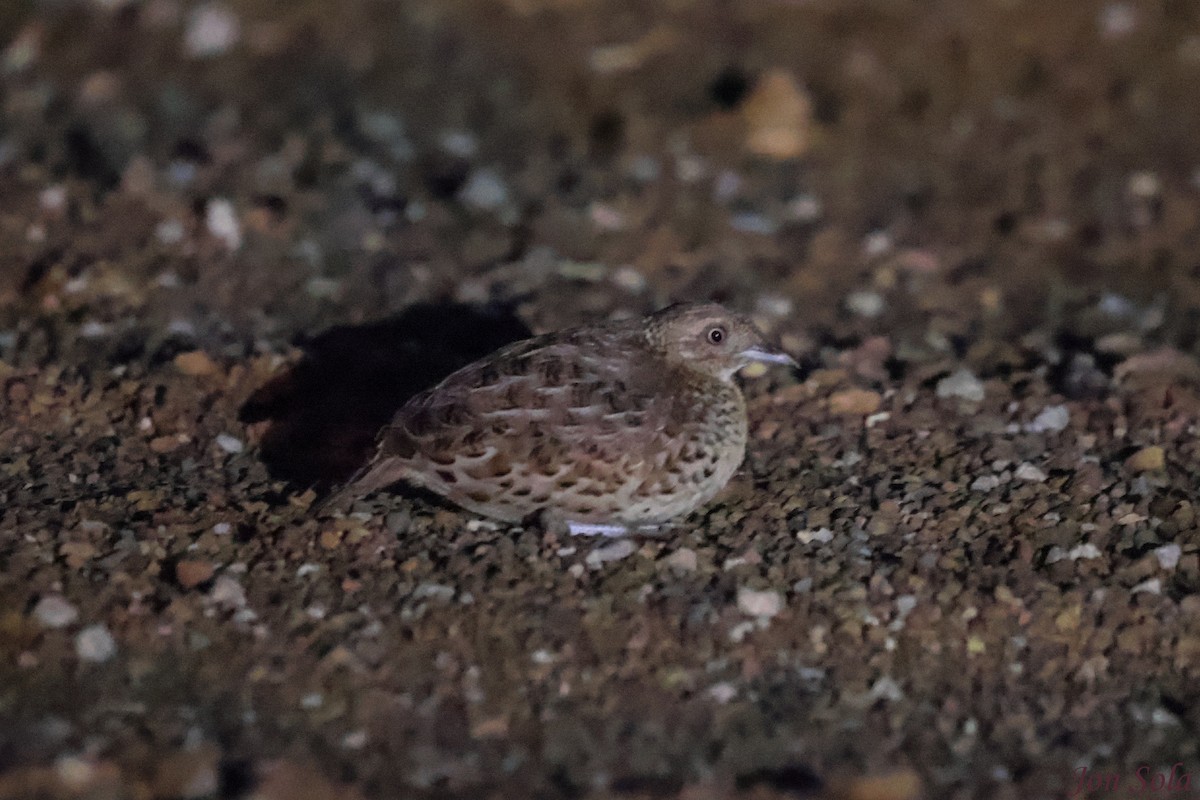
205;198;241;250
75;624;117;662
1014;463;1047;482
586;539;636;567
936;369;985;403
208;575;247;609
664;548;698;572
1132;578;1162;595
796;527;834;544
741;69;813;160
1155;544;1182;570
829;388;883;416
707;682;737;703
458;168;509;211
845;290;885;318
1127;446;1165;472
174;350;219;376
737;587;783;619
185;2;240;58
215;433;243;454
1026;404;1070;433
970;475;1002;493
33;595;79;628
175;560;215;589
150;435;185;454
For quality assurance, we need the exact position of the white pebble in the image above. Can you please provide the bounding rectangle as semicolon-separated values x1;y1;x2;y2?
586;539;636;567
1100;3;1137;38
1155;544;1182;570
212;522;231;535
1026;404;1070;433
868;675;904;702
205;198;241;250
185;2;240;58
1014;463;1047;482
786;194;823;222
1132;578;1162;595
936;368;985;402
862;230;892;257
970;475;1002;493
215;433;243;454
665;548;698;572
845;290;885;318
33;595;79;628
458;168;509;211
737;587;783;619
796;527;834;544
708;682;738;703
75;624;117;662
611;265;646;292
208;575;246;608
39;185;67;212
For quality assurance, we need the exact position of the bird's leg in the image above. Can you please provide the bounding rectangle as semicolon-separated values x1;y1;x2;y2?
566;521;632;538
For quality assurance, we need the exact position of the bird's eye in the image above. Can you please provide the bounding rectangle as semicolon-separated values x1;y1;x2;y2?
707;326;726;345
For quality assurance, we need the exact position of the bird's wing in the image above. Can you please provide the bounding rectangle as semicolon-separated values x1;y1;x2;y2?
376;327;678;476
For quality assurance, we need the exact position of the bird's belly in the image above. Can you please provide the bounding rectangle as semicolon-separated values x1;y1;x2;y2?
408;389;749;527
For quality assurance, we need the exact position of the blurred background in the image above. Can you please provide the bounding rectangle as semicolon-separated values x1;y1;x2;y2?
4;0;1200;362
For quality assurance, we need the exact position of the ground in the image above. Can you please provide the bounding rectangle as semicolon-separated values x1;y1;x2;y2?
2;1;1200;798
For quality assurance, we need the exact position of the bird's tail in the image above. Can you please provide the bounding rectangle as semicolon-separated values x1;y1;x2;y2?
314;457;409;515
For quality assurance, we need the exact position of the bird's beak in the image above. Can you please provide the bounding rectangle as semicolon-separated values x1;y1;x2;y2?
739;346;798;368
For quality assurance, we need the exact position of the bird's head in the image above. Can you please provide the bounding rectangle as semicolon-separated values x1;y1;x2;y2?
644;302;797;382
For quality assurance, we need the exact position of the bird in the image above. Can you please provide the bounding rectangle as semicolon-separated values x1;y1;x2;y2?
319;302;796;536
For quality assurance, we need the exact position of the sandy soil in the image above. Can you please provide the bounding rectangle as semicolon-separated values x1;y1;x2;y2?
3;1;1200;798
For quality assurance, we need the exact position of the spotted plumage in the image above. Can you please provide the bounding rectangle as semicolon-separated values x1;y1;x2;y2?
321;303;795;534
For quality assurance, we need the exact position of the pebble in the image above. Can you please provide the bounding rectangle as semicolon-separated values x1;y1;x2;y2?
208;575;247;609
215;433;244;454
174;351;219;376
1155;544;1182;570
75;624;118;662
1131;578;1162;595
729;211;778;235
205;198;242;250
741;69;813;160
1014;463;1047;482
32;595;79;628
737;587;784;619
796;527;834;544
707;682;738;703
1046;544;1102;564
664;548;698;572
828;388;883;416
1026;404;1070;433
845;290;885;318
936;369;985;403
1127;446;1165;472
176;560;215;589
586;540;636;567
458;168;509;211
970;475;1002;493
185;3;240;58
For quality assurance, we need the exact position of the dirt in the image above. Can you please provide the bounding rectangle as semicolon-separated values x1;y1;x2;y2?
3;1;1200;798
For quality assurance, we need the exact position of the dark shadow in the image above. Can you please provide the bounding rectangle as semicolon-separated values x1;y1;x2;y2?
239;302;531;488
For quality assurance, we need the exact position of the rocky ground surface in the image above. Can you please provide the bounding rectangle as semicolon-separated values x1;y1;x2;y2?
3;1;1200;798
